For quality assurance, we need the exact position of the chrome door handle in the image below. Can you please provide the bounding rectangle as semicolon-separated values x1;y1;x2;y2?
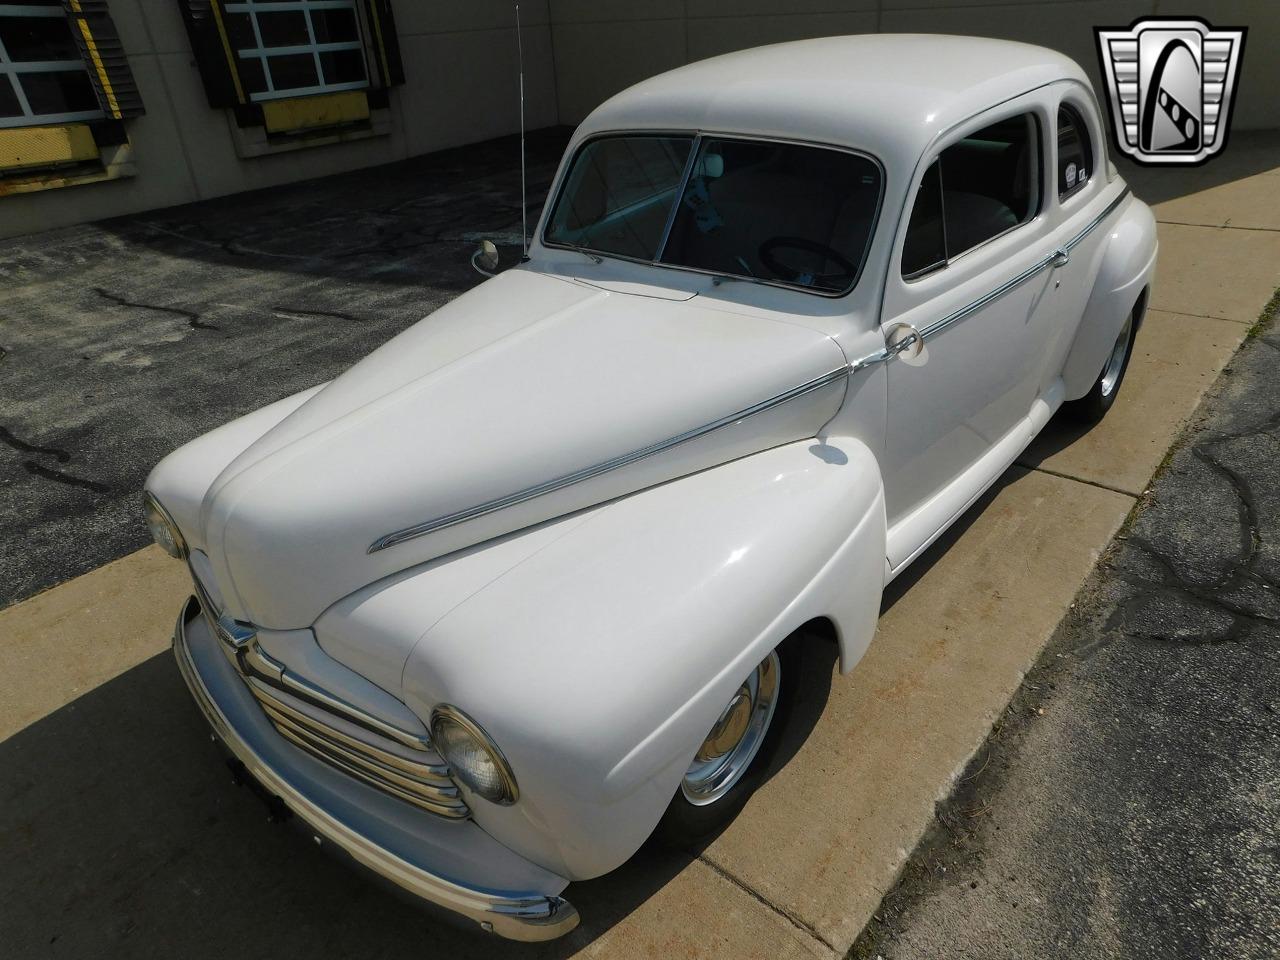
886;322;924;359
1050;248;1070;268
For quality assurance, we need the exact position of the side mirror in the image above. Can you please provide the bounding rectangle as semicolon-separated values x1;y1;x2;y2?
471;240;500;277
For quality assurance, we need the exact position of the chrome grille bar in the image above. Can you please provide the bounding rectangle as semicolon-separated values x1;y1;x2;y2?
185;578;468;820
246;678;469;819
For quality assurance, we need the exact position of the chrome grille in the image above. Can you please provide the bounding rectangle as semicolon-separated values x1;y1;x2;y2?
187;579;467;819
245;678;468;818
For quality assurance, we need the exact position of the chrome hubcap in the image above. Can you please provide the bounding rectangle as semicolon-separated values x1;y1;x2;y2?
1100;315;1133;397
681;650;780;806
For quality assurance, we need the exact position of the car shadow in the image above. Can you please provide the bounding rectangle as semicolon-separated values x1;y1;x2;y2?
0;637;835;959
879;464;1024;617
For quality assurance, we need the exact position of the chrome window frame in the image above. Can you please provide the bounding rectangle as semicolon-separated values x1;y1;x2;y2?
900;156;949;282
223;0;370;104
541;128;887;300
0;4;105;130
543;131;697;264
1055;101;1094;203
901;110;1046;283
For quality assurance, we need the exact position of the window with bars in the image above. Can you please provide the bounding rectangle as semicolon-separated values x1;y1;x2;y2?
0;2;104;129
222;0;369;102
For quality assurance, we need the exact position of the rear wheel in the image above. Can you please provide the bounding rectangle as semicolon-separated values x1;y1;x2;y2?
1064;308;1137;424
652;634;801;847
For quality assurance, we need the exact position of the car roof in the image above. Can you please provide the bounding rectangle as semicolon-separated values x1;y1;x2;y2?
575;35;1091;168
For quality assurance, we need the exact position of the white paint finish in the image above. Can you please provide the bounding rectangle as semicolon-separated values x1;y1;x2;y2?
255;624;430;736
147;384;323;554
181;610;570;896
313;510;598;697
569;35;1092;183
150;36;1159;918
1062;199;1158;399
878;86;1089;532
399;436;886;879
885;377;1064;576
878;0;1154;110
198;269;848;627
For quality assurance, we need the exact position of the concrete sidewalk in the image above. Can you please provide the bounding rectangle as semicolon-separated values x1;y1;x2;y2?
1;132;1277;958
850;280;1280;960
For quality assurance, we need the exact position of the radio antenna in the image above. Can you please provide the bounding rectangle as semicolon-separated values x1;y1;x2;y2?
516;3;528;260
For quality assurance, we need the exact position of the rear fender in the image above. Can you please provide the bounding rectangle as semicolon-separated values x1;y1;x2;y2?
393;436;886;879
1062;194;1157;400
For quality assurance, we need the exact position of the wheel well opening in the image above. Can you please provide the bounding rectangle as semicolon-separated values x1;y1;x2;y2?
1133;286;1150;330
796;616;838;646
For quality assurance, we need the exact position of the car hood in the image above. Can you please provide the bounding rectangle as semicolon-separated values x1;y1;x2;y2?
200;269;848;628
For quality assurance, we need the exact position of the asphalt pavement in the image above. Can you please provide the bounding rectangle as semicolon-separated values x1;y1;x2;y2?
852;298;1280;960
0;126;570;609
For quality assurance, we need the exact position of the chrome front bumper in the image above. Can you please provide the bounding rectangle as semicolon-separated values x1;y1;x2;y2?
172;596;579;941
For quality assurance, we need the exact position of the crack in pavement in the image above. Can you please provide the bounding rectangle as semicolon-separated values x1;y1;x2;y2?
23;461;110;494
0;426;70;463
271;306;368;323
1090;333;1280;650
696;852;838;954
93;287;221;331
1022;464;1139;499
1105;426;1280;647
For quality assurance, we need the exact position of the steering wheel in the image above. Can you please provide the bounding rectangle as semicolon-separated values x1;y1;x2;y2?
758;236;857;287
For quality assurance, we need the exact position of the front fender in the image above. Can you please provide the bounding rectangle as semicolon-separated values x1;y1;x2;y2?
393;436;885;880
1062;192;1157;400
146;384;325;554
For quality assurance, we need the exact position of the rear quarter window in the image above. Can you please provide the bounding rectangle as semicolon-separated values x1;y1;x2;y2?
1057;104;1093;201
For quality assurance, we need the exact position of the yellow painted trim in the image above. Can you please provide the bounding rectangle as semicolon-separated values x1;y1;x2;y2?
0;124;99;173
367;0;391;87
73;17;120;117
208;0;246;104
261;91;370;134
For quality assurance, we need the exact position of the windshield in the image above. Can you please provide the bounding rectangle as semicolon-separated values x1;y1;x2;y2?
544;134;882;295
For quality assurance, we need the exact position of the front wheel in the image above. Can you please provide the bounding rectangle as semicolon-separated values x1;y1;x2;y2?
1063;308;1138;424
651;635;801;847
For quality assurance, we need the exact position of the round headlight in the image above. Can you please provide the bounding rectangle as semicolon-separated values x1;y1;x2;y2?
144;493;187;559
430;705;519;805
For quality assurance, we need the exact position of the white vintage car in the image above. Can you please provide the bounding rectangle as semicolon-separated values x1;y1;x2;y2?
148;35;1156;940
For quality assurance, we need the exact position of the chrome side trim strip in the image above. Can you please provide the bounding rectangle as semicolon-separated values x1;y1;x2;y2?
916;186;1132;345
369;364;852;553
369;186;1131;555
1064;185;1132;253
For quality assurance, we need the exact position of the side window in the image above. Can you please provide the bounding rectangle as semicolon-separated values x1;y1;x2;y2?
1057;104;1092;200
901;113;1040;279
902;159;946;279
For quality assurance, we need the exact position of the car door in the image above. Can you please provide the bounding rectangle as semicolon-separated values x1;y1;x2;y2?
879;94;1062;571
